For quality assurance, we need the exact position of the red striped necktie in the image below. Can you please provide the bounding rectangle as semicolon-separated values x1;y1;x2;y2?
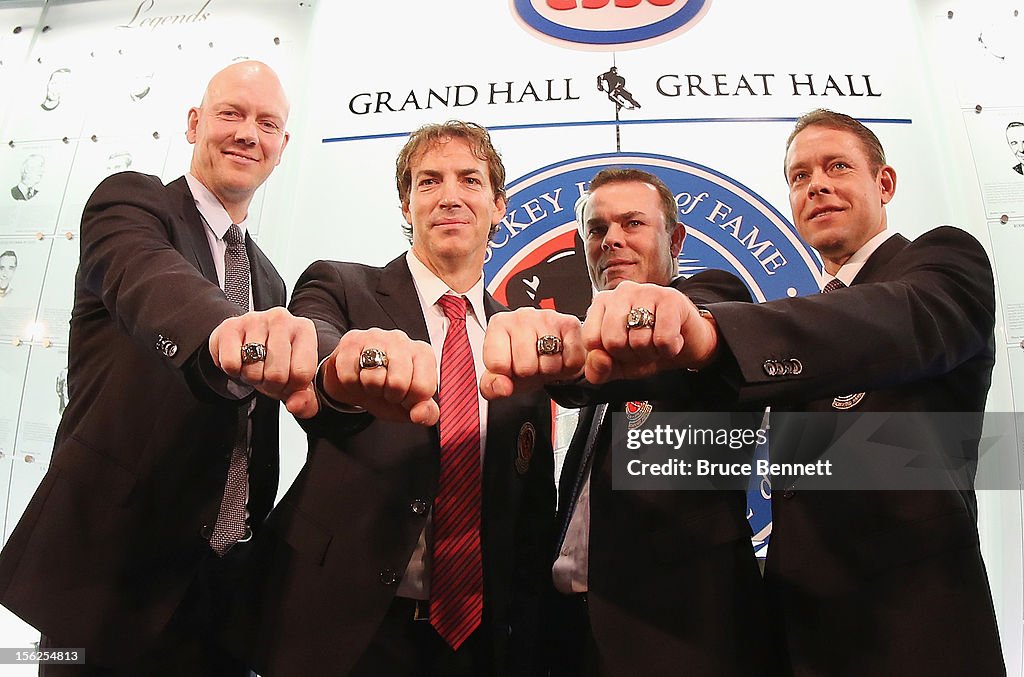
431;294;483;650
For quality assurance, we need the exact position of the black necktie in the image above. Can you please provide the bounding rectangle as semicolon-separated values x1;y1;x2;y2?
209;224;251;555
822;277;847;294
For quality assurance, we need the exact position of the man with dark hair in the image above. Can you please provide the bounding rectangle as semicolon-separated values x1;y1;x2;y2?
482;167;769;676
231;120;556;676
0;250;16;298
1006;121;1024;175
395;120;507;243
0;60;317;676
566;109;1004;674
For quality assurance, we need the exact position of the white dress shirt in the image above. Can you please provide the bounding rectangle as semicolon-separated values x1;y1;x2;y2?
820;228;895;290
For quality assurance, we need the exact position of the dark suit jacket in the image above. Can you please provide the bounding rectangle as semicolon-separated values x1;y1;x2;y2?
548;270;773;676
0;172;285;667
228;254;557;677
707;227;1005;675
10;185;30;200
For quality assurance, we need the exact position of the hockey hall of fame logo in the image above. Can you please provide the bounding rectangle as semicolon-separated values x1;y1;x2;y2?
510;0;712;51
483;152;823;552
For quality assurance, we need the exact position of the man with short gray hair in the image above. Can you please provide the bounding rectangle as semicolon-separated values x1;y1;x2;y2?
0;60;316;676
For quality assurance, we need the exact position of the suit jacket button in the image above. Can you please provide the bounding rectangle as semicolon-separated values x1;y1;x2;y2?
199;524;212;539
788;359;803;375
410;499;428;515
155;334;178;358
379;568;400;586
763;360;779;377
782;490;796;499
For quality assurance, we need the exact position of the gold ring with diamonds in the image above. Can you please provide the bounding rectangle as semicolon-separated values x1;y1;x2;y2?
626;307;655;330
240;342;267;365
536;335;563;356
358;347;389;370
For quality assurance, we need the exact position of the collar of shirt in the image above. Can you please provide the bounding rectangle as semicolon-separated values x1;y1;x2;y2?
185;173;249;238
185;174;255;401
405;250;487;331
820;228;895;290
185;173;254;316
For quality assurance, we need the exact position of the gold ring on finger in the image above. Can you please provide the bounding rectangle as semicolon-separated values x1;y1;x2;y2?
358;347;389;370
626;307;655;330
536;335;563;356
240;342;267;365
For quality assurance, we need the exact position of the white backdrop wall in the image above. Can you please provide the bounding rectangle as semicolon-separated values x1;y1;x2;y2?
0;0;1021;672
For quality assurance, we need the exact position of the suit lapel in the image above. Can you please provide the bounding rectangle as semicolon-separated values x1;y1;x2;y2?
167;176;219;286
797;233;911;426
557;406;595;519
481;293;503;321
377;255;430;342
850;233;908;285
556;403;607;550
246;237;282;310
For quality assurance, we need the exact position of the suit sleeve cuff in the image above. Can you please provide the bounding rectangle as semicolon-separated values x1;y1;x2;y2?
185;341;256;402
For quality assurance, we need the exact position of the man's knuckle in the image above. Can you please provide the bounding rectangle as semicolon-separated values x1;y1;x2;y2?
513;363;534;378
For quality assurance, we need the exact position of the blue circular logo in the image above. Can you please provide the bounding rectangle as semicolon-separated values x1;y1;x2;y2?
484;152;819;556
485;152;821;311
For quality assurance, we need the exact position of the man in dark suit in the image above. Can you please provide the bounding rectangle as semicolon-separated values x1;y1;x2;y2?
229;121;556;676
574;110;1005;674
482;168;770;676
0;60;318;676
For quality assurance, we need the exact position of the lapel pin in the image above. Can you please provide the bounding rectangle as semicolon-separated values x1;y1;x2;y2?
625;401;653;429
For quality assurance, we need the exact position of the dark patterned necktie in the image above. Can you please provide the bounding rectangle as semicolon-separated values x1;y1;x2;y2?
209;224;251;556
822;277;847;294
430;294;483;650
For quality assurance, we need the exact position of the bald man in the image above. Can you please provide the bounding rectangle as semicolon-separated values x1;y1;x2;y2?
0;61;317;676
